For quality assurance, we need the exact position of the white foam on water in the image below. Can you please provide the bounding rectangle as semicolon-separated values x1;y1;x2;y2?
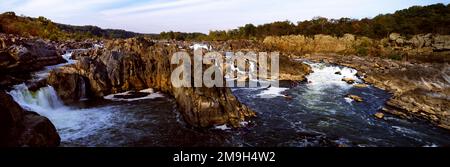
240;121;249;127
344;97;354;104
190;43;211;51
104;88;164;102
33;52;77;80
214;124;231;130
391;126;420;135
8;83;117;142
9;84;66;113
305;62;361;91
256;87;289;98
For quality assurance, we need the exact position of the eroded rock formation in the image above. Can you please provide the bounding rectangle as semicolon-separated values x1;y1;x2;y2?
0;33;66;89
48;38;256;128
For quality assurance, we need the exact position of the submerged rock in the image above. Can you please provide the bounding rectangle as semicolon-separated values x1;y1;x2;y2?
374;112;385;119
346;94;363;102
353;84;368;88
342;77;355;84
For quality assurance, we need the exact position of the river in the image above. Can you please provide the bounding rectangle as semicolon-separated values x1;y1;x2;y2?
7;53;450;147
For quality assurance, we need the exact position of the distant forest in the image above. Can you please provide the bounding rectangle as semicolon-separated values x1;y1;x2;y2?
0;12;148;40
160;3;450;41
0;3;448;41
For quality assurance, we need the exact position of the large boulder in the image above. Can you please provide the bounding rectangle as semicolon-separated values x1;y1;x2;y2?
410;33;433;48
0;91;60;147
433;35;450;51
47;70;87;103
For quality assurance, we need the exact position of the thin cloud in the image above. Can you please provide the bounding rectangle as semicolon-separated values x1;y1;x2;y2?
0;0;447;33
101;0;213;16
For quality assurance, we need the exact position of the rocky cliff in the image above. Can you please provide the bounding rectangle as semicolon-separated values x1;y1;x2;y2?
264;33;450;63
48;37;256;128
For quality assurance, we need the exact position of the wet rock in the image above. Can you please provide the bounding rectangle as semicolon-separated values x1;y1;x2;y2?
374;112;384;119
0;91;60;147
353;84;368;88
346;94;363;102
18;112;60;147
27;79;47;92
47;70;87;103
335;71;342;75
342;77;355;84
113;91;150;99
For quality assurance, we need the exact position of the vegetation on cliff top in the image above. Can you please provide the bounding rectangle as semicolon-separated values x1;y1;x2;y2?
0;12;146;41
189;3;449;41
0;3;448;41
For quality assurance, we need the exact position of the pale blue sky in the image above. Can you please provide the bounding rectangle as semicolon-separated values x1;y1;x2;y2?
0;0;448;33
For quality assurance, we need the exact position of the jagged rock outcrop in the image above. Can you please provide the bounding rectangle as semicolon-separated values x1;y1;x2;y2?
0;33;66;89
0;34;65;71
49;38;256;128
0;91;60;147
388;33;450;51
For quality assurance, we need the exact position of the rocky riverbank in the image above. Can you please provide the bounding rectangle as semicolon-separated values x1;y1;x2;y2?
302;53;450;130
262;33;450;131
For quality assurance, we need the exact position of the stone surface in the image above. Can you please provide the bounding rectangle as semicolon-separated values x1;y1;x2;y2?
0;91;60;147
374;112;385;119
353;84;368;88
342;78;355;84
0;33;66;89
346;94;363;102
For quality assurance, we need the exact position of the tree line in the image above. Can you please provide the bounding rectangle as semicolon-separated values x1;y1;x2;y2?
159;3;449;41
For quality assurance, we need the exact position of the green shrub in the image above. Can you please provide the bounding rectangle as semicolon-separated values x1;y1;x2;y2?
356;47;369;56
388;52;402;60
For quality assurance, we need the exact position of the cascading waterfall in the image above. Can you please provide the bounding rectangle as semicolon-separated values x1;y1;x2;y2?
8;84;67;114
8;51;77;116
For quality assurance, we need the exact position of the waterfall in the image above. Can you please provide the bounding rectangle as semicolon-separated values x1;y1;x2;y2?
79;77;88;101
8;84;67;114
8;51;77;115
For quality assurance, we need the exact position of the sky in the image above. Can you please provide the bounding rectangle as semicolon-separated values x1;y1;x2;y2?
0;0;448;34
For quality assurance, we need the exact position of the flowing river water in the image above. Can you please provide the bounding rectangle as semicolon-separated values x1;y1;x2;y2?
7;52;450;147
